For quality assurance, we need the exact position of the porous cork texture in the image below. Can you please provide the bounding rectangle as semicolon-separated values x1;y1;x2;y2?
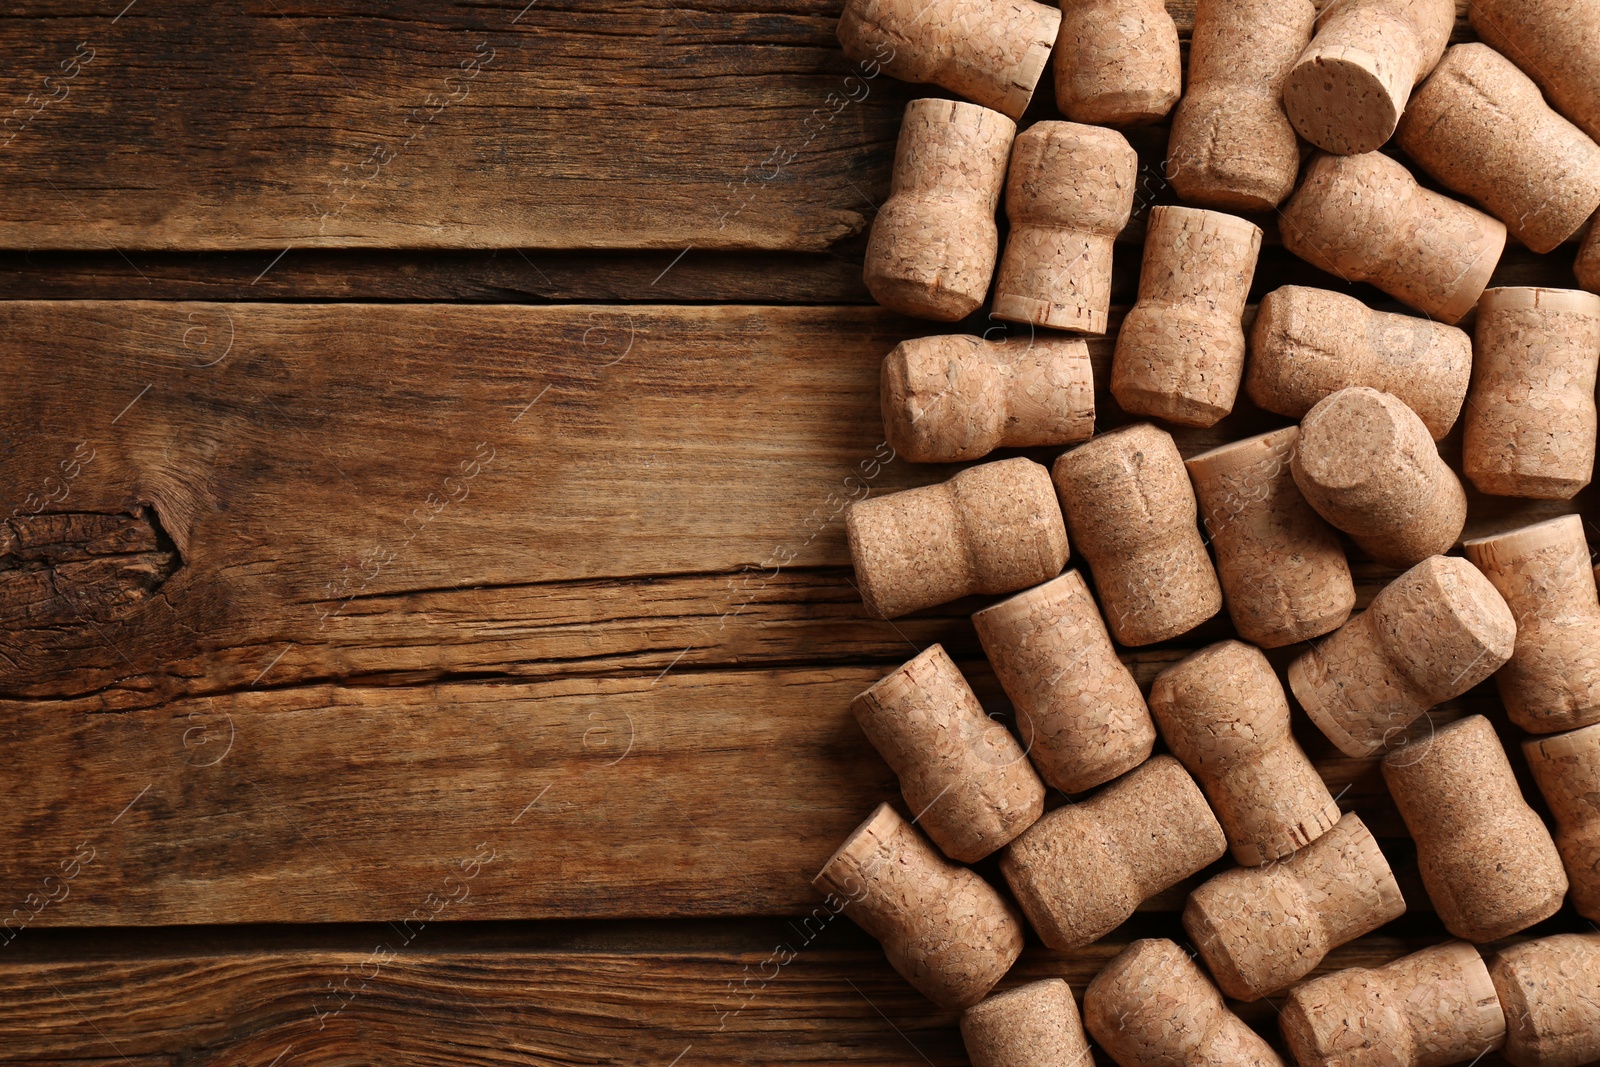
1280;941;1507;1067
1398;44;1600;254
961;979;1092;1067
1084;938;1286;1067
1000;755;1226;950
1292;387;1466;568
1183;812;1405;1002
1051;424;1222;646
1282;0;1454;155
1279;152;1506;325
881;333;1094;464
814;803;1024;1009
1463;288;1600;500
863;99;1015;321
1246;285;1471;440
1490;934;1600;1067
1470;0;1600;144
837;0;1061;120
1110;206;1263;427
847;456;1068;620
1054;0;1181;126
1186;427;1355;648
1464;516;1600;734
993;121;1137;334
1165;0;1315;211
1382;715;1569;943
973;570;1156;794
1288;556;1515;759
1580;224;1600;295
1523;723;1600;921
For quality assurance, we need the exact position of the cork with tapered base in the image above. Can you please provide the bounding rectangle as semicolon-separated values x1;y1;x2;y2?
1489;934;1600;1067
1054;0;1181;125
1524;723;1600;922
961;979;1092;1067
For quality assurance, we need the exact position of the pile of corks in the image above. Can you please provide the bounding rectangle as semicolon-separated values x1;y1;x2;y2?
815;0;1600;1064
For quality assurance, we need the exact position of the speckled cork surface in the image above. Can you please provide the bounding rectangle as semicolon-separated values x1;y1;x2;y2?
1579;223;1600;295
961;979;1092;1067
1523;722;1600;921
1489;933;1600;1067
1054;0;1181;125
1470;0;1600;144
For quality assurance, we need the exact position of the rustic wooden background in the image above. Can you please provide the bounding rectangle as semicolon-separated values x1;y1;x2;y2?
0;0;1594;1063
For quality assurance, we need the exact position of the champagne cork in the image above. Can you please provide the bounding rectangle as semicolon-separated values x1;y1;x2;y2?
837;0;1061;120
1280;941;1507;1067
1186;428;1355;648
1463;288;1600;500
1110;206;1263;427
1053;0;1181;126
1245;285;1472;441
863;99;1016;321
1165;0;1316;211
1523;723;1600;921
1000;755;1226;950
992;121;1137;334
1084;939;1286;1067
961;979;1092;1067
847;456;1068;620
1280;151;1507;325
1183;812;1406;1002
814;803;1024;1009
1382;715;1569;943
1490;934;1600;1067
1398;45;1600;254
1470;0;1600;144
973;570;1156;795
1463;516;1600;734
1287;556;1516;759
881;334;1095;464
1051;424;1223;646
1281;0;1454;156
1291;387;1466;568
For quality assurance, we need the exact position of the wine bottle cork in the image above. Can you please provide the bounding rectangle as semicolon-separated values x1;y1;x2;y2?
814;803;1024;1009
1463;288;1600;500
1053;0;1181;126
1463;516;1600;734
973;570;1156;794
1280;151;1507;325
1245;285;1472;441
1578;223;1600;295
1165;0;1316;211
1288;556;1515;759
1523;723;1600;921
1382;715;1569;943
1186;428;1355;648
1000;755;1226;950
1183;812;1406;1002
1051;424;1222;646
863;99;1015;322
847;456;1068;620
961;979;1092;1067
1281;0;1455;156
881;334;1095;464
992;121;1137;335
1109;206;1263;427
837;0;1061;121
1280;941;1507;1067
1291;387;1466;568
1469;0;1600;144
1084;939;1286;1067
1490;933;1600;1067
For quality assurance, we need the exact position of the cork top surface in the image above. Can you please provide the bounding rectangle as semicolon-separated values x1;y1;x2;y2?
816;801;901;880
1148;203;1264;244
1296;387;1415;491
1524;720;1600;764
1479;286;1600;317
1185;426;1298;479
1463;513;1585;558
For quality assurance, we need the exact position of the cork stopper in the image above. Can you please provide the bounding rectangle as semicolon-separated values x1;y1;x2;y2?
1110;206;1263;427
1288;556;1516;759
1382;715;1569;942
1470;0;1600;144
1245;285;1472;441
1282;0;1455;155
973;570;1157;794
992;121;1138;335
863;99;1016;321
1186;428;1355;648
1279;151;1507;325
1463;288;1600;500
1292;387;1466;567
1280;941;1507;1067
837;0;1061;120
961;979;1092;1067
1000;755;1226;950
1463;516;1600;734
881;333;1095;464
1523;723;1600;922
1051;424;1223;646
1580;223;1600;296
1084;938;1286;1067
1489;934;1600;1067
847;456;1069;620
814;803;1024;1009
1053;0;1181;126
1183;812;1406;1002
